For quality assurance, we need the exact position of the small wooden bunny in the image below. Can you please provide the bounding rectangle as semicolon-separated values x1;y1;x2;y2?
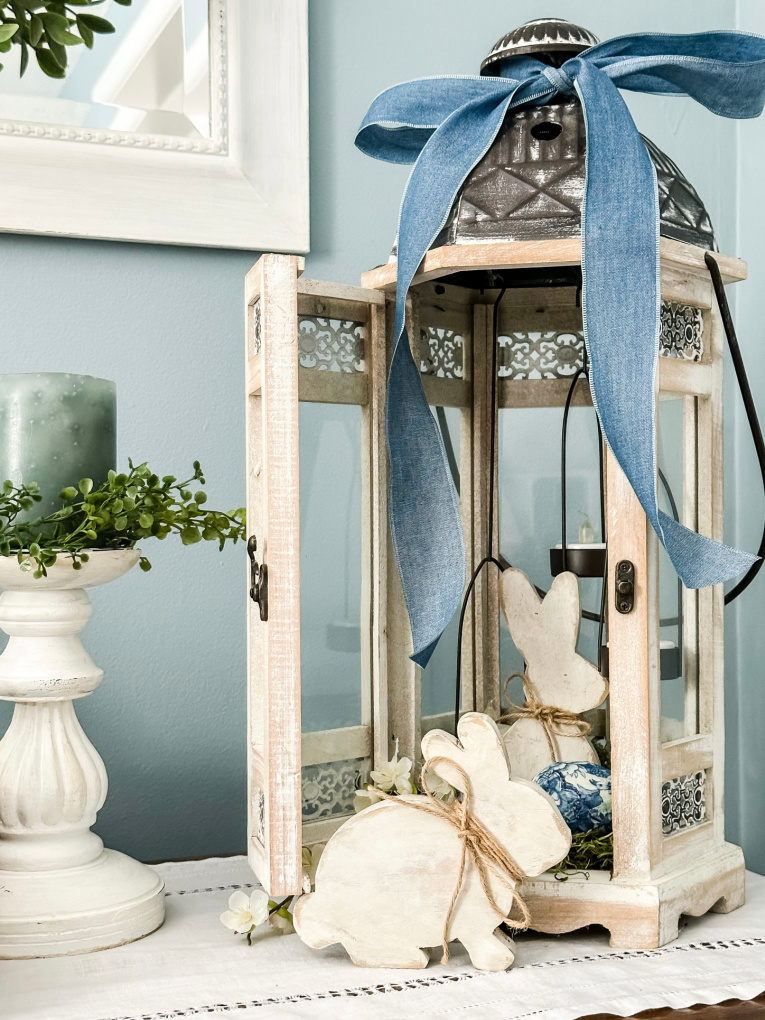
294;713;570;971
499;567;608;782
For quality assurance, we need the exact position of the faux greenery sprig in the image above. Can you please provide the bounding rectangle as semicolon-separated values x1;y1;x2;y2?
0;459;246;578
0;0;131;78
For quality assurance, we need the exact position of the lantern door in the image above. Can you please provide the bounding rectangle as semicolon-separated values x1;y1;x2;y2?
245;253;388;896
606;246;745;888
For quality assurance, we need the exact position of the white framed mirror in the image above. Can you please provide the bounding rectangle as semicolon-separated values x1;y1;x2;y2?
0;0;309;251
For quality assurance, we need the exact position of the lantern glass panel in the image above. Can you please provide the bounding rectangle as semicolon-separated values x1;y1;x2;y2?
299;401;363;733
657;394;700;741
497;403;604;694
293;294;377;838
421;404;462;724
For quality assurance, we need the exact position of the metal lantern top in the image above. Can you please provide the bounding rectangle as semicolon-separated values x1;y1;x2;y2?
481;17;600;72
394;18;717;257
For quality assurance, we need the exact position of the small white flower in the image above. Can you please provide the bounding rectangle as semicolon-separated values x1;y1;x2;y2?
220;888;270;934
301;843;325;892
423;767;457;805
269;905;295;935
370;751;416;794
353;785;385;813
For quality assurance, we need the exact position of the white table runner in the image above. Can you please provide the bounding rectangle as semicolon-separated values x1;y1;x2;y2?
2;855;764;1020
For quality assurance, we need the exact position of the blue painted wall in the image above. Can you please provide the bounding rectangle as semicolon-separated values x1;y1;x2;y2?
1;0;763;867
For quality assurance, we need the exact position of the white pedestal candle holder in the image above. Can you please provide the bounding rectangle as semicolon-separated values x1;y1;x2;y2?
0;549;164;958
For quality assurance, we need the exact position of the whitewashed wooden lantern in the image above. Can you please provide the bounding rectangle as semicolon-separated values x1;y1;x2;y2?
245;25;748;946
245;231;746;947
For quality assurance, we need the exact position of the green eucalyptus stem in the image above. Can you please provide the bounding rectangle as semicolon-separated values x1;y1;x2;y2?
0;459;246;578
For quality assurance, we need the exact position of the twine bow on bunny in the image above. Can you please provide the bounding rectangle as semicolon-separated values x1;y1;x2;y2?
375;756;530;964
499;672;592;765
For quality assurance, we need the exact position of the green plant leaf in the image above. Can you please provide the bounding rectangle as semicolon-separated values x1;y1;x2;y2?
76;12;114;32
0;23;19;42
41;11;80;46
28;13;43;44
19;38;28;74
47;24;82;45
78;478;93;496
77;19;92;47
59;486;77;501
42;31;66;67
41;11;68;29
35;47;64;76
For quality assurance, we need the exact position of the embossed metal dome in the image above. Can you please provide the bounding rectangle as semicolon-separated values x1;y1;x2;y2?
481;18;599;73
393;20;716;258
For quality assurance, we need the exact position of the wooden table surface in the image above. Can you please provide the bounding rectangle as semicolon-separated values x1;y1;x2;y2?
589;992;765;1020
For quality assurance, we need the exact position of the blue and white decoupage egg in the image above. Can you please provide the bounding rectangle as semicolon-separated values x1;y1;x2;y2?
533;761;612;834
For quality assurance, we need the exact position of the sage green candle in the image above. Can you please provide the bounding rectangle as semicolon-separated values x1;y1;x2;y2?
0;373;116;521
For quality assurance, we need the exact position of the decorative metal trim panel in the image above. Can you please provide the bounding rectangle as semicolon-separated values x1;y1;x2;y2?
662;770;707;836
492;302;702;380
302;757;365;822
252;300;262;357
659;302;704;362
497;330;583;379
420;327;464;379
298;316;365;374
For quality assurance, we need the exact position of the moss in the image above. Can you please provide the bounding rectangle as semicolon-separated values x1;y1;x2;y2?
549;826;613;880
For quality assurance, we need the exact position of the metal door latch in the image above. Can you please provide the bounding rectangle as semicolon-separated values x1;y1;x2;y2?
615;559;635;614
247;535;268;621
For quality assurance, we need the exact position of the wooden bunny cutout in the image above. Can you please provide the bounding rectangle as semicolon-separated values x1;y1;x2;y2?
500;567;608;782
294;713;570;971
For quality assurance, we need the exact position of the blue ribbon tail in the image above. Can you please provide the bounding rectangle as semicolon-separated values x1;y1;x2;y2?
385;86;523;665
386;329;466;668
658;511;757;588
575;58;755;590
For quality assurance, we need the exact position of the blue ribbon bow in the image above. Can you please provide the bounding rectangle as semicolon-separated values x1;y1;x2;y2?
356;32;765;668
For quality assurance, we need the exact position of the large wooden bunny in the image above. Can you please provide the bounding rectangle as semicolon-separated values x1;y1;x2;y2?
500;567;608;782
294;713;570;971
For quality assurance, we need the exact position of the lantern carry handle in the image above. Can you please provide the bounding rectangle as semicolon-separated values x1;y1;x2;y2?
705;253;765;604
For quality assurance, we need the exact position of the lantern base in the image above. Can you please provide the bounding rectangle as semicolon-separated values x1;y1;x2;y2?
521;840;745;950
